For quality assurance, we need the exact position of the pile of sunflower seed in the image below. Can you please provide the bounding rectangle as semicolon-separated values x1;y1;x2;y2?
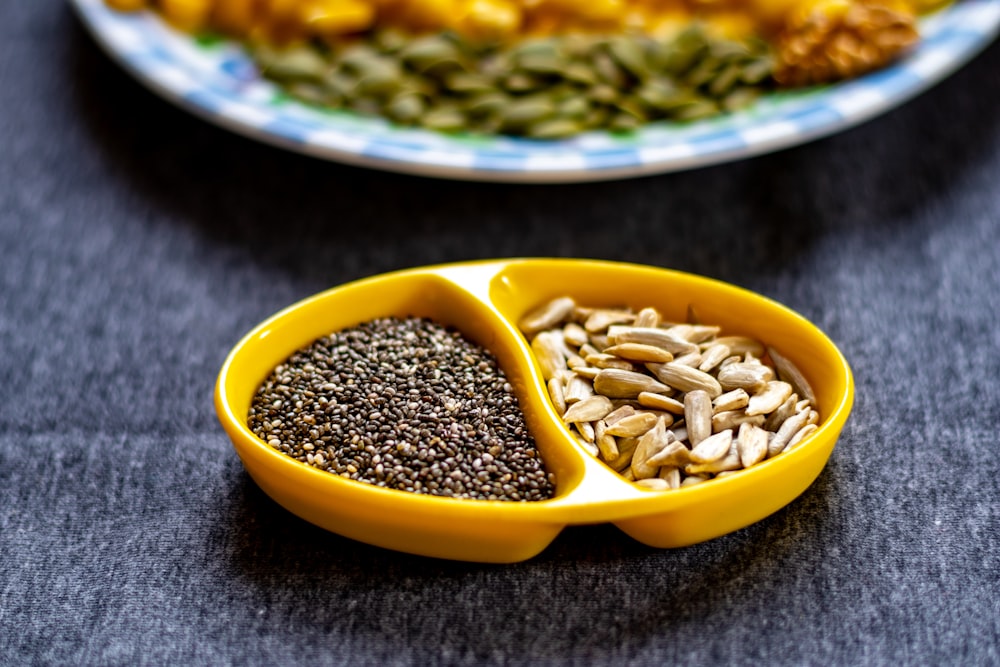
519;297;820;491
252;25;774;137
248;316;555;501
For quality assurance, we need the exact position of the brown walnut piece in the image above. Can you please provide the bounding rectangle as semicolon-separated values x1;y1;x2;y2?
774;0;919;87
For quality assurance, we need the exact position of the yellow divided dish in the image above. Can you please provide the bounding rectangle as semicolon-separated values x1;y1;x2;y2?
215;258;854;562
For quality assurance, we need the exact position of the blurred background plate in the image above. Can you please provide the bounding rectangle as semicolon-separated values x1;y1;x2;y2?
71;0;1000;182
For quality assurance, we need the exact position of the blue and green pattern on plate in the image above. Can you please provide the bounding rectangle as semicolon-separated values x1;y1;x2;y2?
71;0;1000;182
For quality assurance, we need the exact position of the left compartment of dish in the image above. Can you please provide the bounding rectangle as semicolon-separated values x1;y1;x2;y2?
214;266;592;562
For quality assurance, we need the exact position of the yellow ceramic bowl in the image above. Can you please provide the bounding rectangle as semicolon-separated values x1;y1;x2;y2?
215;259;854;563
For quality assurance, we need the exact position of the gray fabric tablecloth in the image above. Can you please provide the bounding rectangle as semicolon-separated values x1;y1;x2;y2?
2;3;999;665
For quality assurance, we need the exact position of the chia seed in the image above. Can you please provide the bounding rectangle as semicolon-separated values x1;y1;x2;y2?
248;316;556;501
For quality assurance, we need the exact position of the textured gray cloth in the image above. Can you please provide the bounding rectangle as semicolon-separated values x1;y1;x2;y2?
2;3;999;665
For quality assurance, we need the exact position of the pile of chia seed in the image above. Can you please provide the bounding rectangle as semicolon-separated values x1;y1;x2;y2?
248;316;556;501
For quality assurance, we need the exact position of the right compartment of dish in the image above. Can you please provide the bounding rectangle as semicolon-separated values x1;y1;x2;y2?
488;258;855;548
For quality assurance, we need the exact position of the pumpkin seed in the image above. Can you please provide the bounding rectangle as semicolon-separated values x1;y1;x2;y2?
463;92;509;118
671;99;720;122
587;84;620;105
420;106;467;132
614;97;649;123
722;87;761;112
645;38;673;71
512;39;561;60
593;50;628;88
708;62;743;97
608;36;649;79
386;92;426;123
564;61;600;86
347;96;381;115
581;106;612;130
663;27;709;74
653;90;705;114
445;71;496;95
286;82;334;106
256;44;329;81
256;24;778;140
710;40;751;60
740;57;774;85
422;57;470;79
500;97;556;130
324;71;360;98
609;113;639;132
527;118;585;140
373;28;408;54
338;44;383;71
400;36;462;71
556;97;591;119
544;83;580;104
353;62;401;96
502;72;547;93
635;78;681;110
517;51;565;75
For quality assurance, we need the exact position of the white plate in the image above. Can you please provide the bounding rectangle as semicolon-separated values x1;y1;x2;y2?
71;0;1000;182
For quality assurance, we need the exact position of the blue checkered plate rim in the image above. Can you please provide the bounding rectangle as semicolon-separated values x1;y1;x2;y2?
71;0;1000;182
